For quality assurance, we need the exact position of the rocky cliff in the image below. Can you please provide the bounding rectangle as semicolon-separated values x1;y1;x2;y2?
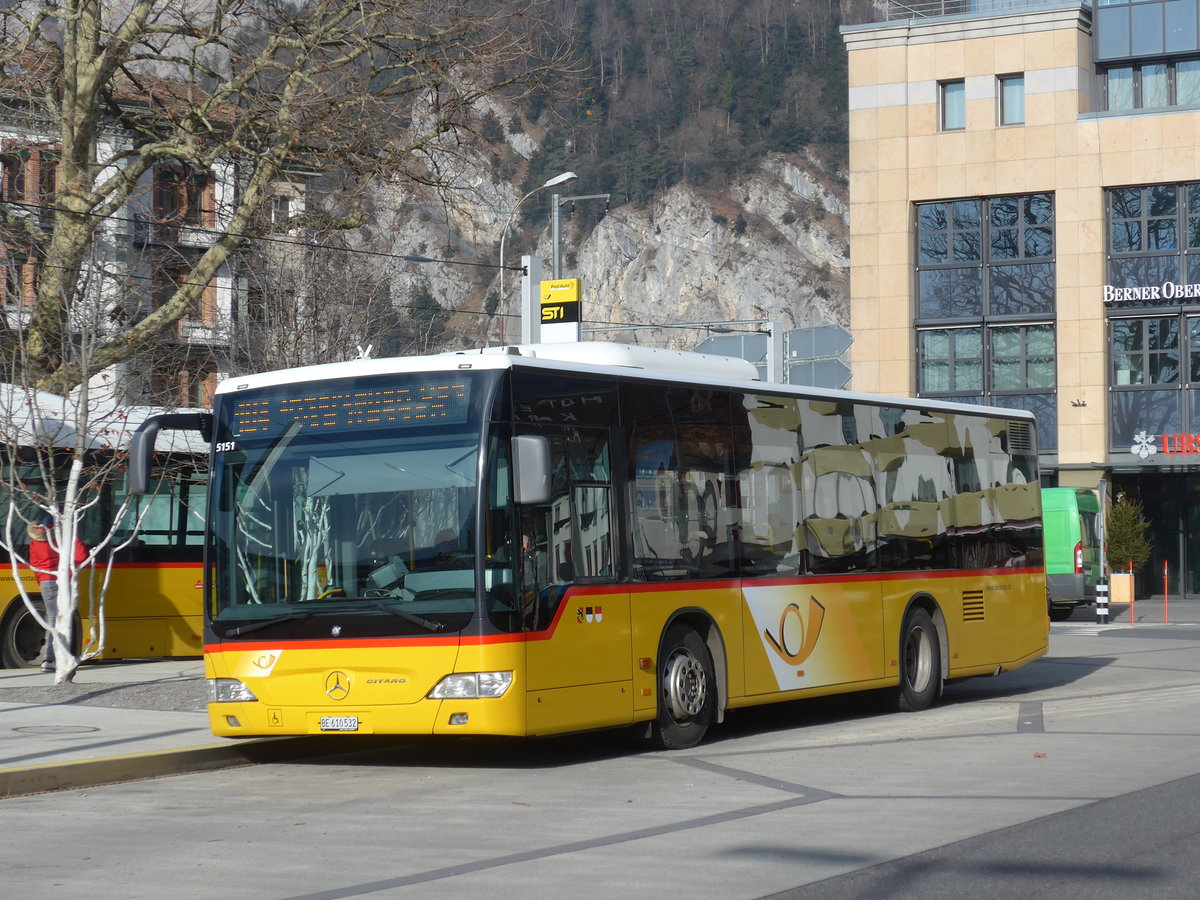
362;139;849;362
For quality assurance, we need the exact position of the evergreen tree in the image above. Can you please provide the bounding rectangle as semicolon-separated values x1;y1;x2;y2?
1107;495;1152;573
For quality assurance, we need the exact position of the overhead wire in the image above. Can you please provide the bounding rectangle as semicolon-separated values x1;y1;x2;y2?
0;191;839;332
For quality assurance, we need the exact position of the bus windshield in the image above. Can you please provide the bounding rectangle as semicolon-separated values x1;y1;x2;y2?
209;374;496;637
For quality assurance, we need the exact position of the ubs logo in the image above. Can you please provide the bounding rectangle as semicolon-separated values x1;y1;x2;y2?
325;670;351;701
763;597;826;666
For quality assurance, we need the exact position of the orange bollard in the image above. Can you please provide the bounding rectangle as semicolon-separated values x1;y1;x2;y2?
1164;559;1170;624
1129;560;1135;624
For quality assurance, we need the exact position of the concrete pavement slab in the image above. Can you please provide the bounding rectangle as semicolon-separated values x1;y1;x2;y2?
0;594;1198;799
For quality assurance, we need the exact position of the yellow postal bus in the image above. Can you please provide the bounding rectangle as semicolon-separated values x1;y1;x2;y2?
1;421;207;668
132;343;1048;748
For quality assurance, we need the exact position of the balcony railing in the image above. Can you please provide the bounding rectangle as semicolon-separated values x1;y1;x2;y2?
881;0;1084;21
132;214;215;248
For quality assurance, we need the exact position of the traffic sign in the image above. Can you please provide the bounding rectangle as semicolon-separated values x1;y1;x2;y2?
787;324;853;360
788;358;852;389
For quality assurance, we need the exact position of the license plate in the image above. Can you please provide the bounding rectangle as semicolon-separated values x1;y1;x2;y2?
319;716;359;732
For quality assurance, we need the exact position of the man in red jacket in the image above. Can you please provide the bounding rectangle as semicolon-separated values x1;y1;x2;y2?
27;519;87;672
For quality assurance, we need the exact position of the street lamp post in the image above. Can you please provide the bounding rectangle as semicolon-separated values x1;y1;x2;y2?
497;171;577;342
551;192;610;279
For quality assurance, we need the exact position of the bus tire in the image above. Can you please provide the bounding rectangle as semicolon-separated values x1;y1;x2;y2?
651;624;716;751
896;607;941;712
0;598;46;669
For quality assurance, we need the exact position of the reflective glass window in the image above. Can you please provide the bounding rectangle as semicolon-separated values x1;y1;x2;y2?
1110;389;1182;448
999;75;1025;125
1132;4;1166;56
989;263;1055;316
1097;7;1131;60
1178;59;1200;103
1143;63;1171;107
941;81;965;130
918;268;983;318
1167;1;1200;52
1107;67;1135;110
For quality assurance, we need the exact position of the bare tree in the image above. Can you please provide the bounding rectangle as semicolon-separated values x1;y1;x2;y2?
0;0;570;396
0;380;199;683
227;231;440;372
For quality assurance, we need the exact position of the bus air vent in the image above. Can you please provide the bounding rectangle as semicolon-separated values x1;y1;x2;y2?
962;590;986;622
1007;421;1035;452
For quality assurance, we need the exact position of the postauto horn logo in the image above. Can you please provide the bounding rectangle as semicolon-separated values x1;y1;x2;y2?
763;597;826;666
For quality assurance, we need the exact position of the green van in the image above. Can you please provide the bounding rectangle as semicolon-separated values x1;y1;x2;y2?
1042;487;1102;621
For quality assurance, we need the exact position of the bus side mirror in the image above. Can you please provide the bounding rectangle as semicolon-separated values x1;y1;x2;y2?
128;413;213;495
512;435;551;505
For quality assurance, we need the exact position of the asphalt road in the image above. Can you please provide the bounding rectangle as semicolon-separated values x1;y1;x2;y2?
3;621;1199;899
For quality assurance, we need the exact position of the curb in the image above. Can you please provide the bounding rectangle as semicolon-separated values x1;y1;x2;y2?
0;736;340;798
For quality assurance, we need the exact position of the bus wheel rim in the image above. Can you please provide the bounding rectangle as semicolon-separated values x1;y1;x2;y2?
906;626;932;692
664;651;706;720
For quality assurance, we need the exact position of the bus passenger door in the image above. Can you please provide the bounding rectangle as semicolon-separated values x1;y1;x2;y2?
521;428;633;735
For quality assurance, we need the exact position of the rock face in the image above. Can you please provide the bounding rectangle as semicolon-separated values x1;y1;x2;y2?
358;129;849;361
556;156;849;349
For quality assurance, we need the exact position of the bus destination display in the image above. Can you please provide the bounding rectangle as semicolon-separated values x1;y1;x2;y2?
229;380;472;439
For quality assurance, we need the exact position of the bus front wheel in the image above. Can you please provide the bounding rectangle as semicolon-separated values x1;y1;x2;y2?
896;607;941;712
651;624;716;750
0;599;46;669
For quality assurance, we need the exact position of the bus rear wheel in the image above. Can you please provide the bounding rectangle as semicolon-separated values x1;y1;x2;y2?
1;599;46;669
896;607;941;712
651;624;716;750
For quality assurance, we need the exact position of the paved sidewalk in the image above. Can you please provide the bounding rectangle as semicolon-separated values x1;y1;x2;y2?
0;659;326;798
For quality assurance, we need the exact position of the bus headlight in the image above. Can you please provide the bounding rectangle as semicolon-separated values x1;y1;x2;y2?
209;678;259;703
428;672;513;699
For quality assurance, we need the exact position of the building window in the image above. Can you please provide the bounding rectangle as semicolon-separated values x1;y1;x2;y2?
270;194;291;225
1103;58;1200;110
919;328;981;393
153;166;212;227
1;152;27;203
1104;182;1200;299
992;324;1055;390
184;364;217;408
940;80;965;130
915;193;1057;449
0;244;40;307
1;144;58;220
1107;314;1198;449
1096;0;1200;62
1103;183;1200;448
917;193;1055;319
998;74;1024;125
37;152;58;224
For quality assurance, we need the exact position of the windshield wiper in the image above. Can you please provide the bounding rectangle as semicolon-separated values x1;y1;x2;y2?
225;611;315;637
364;599;445;633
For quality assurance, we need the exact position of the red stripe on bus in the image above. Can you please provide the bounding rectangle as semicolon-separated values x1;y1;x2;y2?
206;566;1042;655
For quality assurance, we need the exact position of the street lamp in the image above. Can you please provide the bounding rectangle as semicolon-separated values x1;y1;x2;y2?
497;171;577;340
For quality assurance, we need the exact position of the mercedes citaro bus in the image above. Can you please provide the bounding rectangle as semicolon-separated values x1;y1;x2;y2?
130;342;1048;749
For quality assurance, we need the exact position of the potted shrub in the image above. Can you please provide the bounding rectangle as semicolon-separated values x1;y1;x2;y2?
1106;494;1152;605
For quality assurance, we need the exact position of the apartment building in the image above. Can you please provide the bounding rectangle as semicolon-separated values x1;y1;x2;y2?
843;0;1200;595
0;125;239;408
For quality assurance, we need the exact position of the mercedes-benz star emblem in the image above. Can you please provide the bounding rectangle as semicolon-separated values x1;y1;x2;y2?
325;670;351;701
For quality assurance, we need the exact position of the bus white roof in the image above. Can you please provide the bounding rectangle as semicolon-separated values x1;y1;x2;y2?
213;342;1035;424
0;384;208;454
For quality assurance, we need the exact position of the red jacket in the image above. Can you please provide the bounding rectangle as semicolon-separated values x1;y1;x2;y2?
29;535;87;584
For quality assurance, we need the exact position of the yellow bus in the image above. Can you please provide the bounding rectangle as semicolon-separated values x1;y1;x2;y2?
0;409;208;668
132;343;1047;748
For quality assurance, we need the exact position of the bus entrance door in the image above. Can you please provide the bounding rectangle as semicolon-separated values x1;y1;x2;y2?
519;470;634;736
